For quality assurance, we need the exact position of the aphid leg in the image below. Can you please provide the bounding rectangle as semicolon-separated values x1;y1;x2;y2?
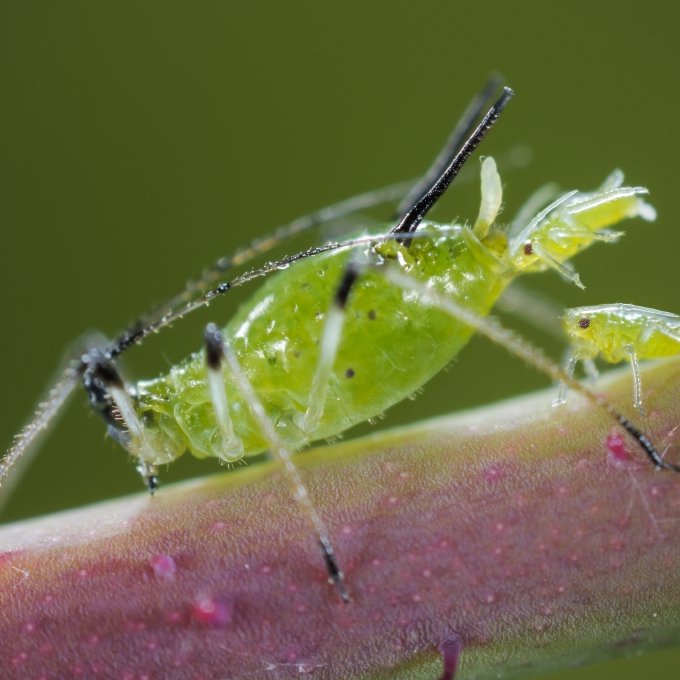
625;344;645;415
530;242;584;289
204;325;245;463
509;183;561;234
583;358;599;381
300;263;360;433
212;329;350;603
82;349;159;493
380;266;680;473
0;359;83;507
551;352;578;408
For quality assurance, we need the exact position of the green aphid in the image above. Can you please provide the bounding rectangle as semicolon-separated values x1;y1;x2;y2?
558;304;680;414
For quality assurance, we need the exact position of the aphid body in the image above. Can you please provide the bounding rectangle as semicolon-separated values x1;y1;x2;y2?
132;166;655;469
560;303;680;412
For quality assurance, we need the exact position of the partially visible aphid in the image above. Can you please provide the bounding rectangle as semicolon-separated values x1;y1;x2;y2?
555;304;680;414
2;81;676;604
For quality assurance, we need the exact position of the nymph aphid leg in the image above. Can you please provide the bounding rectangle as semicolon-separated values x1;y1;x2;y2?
204;325;245;463
625;344;645;415
82;349;160;493
551;352;578;408
208;327;350;603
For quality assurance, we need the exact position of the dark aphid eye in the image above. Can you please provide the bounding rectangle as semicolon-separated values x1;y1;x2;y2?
523;242;533;256
579;317;591;329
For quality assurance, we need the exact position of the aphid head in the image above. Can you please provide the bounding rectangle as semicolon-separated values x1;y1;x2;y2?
506;170;656;289
562;307;599;358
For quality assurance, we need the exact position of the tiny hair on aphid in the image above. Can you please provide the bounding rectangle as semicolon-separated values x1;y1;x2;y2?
2;79;676;604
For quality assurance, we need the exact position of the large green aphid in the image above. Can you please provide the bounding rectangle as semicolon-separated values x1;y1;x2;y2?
2;83;676;602
136;170;654;465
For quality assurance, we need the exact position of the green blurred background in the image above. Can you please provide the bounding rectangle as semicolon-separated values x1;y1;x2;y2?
1;2;679;677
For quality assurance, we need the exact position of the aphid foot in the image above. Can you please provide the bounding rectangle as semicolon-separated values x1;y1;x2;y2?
136;462;159;495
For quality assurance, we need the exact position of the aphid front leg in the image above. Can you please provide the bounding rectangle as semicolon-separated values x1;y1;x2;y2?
206;325;350;603
81;349;159;493
625;343;645;415
551;351;578;408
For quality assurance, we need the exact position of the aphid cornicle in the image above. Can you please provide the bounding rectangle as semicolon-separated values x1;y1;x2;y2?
2;81;679;603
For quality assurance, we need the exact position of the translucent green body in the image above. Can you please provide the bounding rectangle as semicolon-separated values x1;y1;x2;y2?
564;304;680;363
133;168;655;466
136;225;508;464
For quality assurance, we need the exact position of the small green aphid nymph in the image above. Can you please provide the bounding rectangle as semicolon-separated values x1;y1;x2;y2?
556;303;680;414
2;80;676;603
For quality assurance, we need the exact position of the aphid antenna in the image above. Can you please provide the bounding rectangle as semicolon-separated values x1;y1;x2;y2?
139;178;418;329
390;86;514;240
106;227;466;361
379;266;680;473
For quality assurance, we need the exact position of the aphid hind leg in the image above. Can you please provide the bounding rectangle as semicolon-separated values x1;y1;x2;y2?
207;326;350;603
81;349;159;493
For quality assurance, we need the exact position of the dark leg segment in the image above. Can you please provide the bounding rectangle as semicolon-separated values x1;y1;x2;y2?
391;87;514;238
396;75;502;218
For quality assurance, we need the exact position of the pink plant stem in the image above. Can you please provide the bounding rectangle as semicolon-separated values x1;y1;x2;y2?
1;360;680;679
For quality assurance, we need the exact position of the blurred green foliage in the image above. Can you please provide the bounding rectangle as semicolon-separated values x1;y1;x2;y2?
1;2;679;677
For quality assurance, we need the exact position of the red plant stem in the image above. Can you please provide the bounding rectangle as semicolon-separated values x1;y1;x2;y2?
1;360;680;680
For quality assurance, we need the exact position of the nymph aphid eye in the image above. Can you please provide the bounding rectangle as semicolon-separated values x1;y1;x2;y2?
579;317;591;329
523;242;533;256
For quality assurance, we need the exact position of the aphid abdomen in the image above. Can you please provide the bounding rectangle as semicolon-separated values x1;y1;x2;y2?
136;225;506;464
637;325;680;359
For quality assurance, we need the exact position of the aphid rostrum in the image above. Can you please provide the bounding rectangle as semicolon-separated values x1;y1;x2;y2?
556;303;680;414
2;82;677;603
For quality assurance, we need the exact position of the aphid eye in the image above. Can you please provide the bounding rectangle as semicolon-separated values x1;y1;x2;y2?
579;317;591;329
523;242;533;256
